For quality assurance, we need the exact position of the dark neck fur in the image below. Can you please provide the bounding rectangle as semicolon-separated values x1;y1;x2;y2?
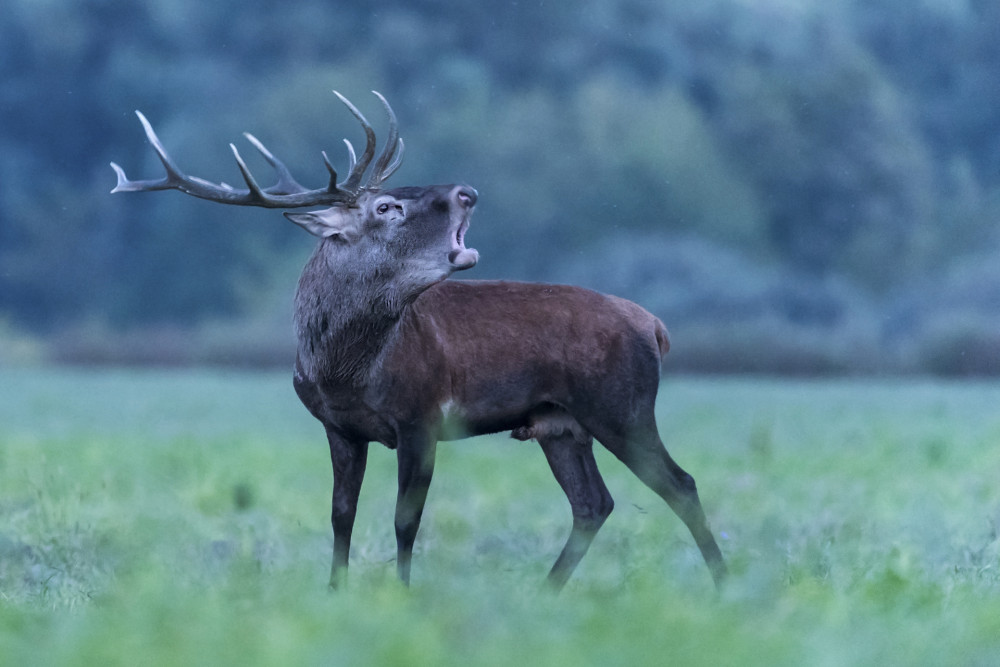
294;241;407;387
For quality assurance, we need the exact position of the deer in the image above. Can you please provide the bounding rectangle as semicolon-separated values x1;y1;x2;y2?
110;91;728;591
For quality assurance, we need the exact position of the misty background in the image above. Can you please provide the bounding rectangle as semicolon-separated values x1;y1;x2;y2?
1;0;998;374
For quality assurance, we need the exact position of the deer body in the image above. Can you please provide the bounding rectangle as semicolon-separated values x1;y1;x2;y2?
112;92;727;591
295;278;670;444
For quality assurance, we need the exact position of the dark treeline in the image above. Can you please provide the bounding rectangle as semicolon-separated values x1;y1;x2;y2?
2;0;999;373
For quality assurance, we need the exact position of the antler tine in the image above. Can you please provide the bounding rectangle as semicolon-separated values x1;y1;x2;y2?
110;111;187;193
321;151;338;190
371;137;404;187
343;138;358;175
366;91;402;189
229;143;270;201
332;91;377;193
242;132;311;196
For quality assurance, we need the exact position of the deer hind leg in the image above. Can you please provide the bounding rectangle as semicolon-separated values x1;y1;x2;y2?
516;410;614;591
592;419;728;589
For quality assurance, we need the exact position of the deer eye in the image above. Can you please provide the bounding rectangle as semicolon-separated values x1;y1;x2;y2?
376;203;390;214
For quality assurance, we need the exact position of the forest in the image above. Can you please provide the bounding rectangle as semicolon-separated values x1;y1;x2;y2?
2;0;999;374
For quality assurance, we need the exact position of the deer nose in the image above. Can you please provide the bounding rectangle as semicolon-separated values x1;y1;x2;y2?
456;187;478;208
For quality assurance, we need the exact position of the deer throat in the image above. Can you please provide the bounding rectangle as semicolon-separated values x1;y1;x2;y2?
294;280;407;388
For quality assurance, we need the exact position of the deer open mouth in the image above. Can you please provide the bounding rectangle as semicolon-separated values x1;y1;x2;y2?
448;214;479;270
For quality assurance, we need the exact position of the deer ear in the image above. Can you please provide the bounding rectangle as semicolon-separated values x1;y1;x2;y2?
284;208;361;241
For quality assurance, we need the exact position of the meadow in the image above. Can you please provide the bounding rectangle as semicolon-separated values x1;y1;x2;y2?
1;366;999;665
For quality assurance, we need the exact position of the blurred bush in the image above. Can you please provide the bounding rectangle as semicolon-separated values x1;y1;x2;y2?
555;233;883;375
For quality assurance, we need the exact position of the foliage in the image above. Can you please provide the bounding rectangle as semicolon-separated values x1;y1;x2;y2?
2;0;1000;372
2;369;1000;665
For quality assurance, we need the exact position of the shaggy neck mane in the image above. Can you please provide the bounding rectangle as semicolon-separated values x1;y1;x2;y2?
294;242;407;386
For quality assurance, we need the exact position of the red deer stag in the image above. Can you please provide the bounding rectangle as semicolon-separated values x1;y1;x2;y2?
111;91;728;591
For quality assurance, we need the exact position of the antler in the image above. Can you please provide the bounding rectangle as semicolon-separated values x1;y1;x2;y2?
110;91;405;208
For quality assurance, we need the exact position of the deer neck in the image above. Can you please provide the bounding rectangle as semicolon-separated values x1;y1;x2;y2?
293;242;410;387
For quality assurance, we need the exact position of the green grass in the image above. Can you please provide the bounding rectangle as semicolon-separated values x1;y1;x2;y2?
2;367;1000;665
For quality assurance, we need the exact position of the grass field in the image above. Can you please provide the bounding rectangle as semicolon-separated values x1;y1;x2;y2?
2;367;1000;665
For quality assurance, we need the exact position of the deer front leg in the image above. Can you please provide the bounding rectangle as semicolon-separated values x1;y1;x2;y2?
394;435;437;585
326;427;369;589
